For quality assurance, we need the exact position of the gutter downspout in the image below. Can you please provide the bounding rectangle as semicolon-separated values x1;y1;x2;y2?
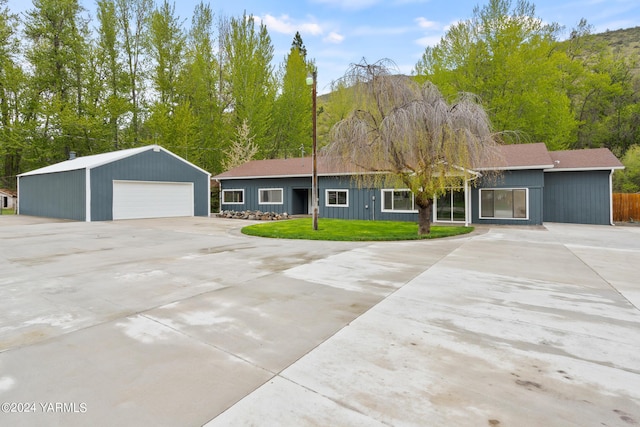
464;178;469;227
86;168;91;222
216;179;221;214
16;176;19;215
609;169;614;226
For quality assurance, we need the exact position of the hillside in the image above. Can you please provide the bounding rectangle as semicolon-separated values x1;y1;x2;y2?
576;26;640;76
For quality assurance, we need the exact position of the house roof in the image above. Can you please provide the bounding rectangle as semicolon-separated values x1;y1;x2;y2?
546;148;624;171
0;188;17;197
18;145;210;177
214;143;624;180
475;143;554;170
214;157;363;180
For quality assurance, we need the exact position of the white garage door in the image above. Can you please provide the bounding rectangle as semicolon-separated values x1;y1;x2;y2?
112;180;194;220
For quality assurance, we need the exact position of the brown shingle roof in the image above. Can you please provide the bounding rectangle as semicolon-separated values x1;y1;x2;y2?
547;148;624;171
214;157;361;179
474;143;554;170
214;144;623;179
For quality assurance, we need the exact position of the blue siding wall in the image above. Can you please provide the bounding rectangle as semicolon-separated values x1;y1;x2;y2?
90;150;209;220
471;170;544;225
220;176;423;221
18;169;86;221
543;170;611;225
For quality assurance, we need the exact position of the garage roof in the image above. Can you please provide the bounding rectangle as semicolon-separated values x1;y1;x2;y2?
18;145;210;177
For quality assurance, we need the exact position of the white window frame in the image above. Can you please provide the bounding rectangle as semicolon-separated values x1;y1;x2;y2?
434;187;465;222
221;189;244;205
258;188;284;205
325;189;349;207
381;189;417;213
479;188;529;220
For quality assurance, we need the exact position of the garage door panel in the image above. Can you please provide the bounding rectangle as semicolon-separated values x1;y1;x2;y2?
113;181;194;220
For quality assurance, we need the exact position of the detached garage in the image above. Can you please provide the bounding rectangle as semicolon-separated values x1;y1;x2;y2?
17;145;210;221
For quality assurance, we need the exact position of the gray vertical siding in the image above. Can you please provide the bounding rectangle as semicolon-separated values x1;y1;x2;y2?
90;150;209;221
543;170;611;225
18;169;86;221
471;170;544;225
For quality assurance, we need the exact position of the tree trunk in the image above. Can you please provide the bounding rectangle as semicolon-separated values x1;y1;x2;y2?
417;199;433;235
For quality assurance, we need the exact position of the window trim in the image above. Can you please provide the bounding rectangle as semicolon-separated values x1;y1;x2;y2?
478;188;529;220
434;187;466;223
325;189;349;207
258;188;284;205
221;189;245;205
380;189;418;213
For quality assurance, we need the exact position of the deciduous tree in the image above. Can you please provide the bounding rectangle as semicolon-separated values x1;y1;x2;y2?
415;0;577;150
326;60;502;235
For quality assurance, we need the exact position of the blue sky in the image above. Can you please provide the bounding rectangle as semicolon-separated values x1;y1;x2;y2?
7;0;640;93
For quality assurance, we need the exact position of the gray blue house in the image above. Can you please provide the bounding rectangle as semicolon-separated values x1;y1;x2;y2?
18;145;210;221
214;143;623;226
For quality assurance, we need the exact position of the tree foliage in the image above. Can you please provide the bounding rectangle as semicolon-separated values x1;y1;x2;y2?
415;0;577;150
325;60;502;235
222;119;258;171
223;13;275;157
0;0;637;190
614;145;640;193
271;32;313;158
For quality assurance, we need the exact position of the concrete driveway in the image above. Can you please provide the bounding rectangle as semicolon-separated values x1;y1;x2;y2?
0;216;638;426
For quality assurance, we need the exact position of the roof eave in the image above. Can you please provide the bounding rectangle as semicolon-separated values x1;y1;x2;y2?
474;164;554;171
544;166;625;172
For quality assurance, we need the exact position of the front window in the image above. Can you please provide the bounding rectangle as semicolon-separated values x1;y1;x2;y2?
259;188;283;205
381;189;416;212
480;189;528;219
222;189;244;204
326;189;348;207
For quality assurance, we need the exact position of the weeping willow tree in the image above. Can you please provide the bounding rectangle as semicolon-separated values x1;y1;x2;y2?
325;59;503;235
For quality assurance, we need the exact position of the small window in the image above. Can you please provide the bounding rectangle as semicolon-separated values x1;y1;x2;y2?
326;189;348;207
479;188;528;219
381;189;416;212
222;189;244;204
259;188;283;205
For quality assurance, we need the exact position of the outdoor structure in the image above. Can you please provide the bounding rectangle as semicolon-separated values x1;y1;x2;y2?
17;145;210;221
214;143;624;226
0;188;17;211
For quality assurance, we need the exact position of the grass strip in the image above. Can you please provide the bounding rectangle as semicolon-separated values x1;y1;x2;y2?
241;218;473;241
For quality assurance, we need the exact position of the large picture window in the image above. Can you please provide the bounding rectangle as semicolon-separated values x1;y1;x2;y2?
480;188;528;219
326;189;348;207
222;189;244;204
259;188;283;205
381;189;416;212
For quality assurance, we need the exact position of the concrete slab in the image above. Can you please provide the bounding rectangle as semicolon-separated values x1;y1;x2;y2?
1;216;639;426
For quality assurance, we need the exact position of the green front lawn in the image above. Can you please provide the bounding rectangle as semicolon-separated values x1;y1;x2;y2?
241;218;473;241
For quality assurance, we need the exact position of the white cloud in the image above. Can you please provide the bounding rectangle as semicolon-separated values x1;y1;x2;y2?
324;32;345;44
416;17;440;30
257;14;323;36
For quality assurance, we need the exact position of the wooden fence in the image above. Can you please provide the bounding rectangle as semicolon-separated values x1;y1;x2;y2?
613;193;640;222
